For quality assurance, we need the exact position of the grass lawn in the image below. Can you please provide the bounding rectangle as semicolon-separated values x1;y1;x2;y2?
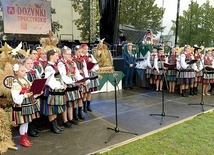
101;111;214;155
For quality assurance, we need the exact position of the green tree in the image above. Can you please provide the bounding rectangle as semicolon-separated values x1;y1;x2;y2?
72;0;164;41
72;1;99;42
72;1;90;42
119;0;164;34
171;1;214;47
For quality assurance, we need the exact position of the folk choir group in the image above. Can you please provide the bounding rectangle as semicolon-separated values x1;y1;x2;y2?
146;45;214;97
9;41;214;147
11;44;100;147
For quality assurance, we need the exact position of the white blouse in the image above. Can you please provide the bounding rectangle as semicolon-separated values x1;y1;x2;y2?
45;62;63;90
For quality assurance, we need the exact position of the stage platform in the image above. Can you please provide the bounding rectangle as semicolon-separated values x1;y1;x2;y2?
4;87;214;155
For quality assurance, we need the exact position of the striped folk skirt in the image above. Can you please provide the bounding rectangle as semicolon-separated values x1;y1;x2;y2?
65;85;82;107
79;83;90;94
40;103;66;116
179;78;194;85
154;69;164;80
146;67;154;78
89;72;100;92
13;97;40;125
40;89;66;116
166;69;177;82
203;72;214;84
179;70;195;79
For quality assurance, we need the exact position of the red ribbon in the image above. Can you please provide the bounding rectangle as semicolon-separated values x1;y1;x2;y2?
194;54;201;60
73;56;84;62
29;69;35;75
66;60;76;75
158;54;165;60
20;87;28;94
81;55;89;62
34;61;39;67
53;64;58;71
185;53;191;59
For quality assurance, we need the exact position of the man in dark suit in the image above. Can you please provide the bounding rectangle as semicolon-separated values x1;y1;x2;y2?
123;43;136;89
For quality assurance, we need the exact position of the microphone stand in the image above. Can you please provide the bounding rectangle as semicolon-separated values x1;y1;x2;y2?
188;56;214;111
105;73;138;143
150;60;179;125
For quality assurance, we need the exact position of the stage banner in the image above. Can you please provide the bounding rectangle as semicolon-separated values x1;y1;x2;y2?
2;0;51;34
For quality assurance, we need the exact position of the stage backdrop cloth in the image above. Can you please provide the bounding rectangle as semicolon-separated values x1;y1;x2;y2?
98;71;124;91
135;69;148;88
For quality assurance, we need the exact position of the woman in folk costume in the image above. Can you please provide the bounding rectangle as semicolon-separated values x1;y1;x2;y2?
72;45;90;120
153;47;166;91
192;45;203;95
179;45;195;97
29;49;44;77
58;46;82;127
146;47;158;90
165;47;177;93
23;57;41;137
202;50;214;95
81;44;99;112
43;49;67;134
11;63;40;147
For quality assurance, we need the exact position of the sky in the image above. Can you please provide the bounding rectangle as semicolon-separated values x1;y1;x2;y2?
155;0;214;36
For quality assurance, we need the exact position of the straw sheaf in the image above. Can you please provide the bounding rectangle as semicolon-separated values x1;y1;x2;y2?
40;37;60;54
0;54;20;70
0;63;14;101
40;38;59;49
0;43;13;56
0;108;15;154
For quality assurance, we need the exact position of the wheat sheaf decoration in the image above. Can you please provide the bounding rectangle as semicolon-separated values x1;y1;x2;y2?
0;108;16;154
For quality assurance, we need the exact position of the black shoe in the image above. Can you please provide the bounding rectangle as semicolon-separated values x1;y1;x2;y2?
193;87;197;95
73;108;79;120
185;89;189;97
51;120;62;134
78;113;85;120
83;101;87;113
129;87;133;89
87;106;92;112
34;128;41;133
190;88;194;96
28;122;39;137
69;119;79;125
63;121;72;128
78;107;85;120
182;89;186;97
86;101;92;112
28;130;38;137
54;119;64;131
